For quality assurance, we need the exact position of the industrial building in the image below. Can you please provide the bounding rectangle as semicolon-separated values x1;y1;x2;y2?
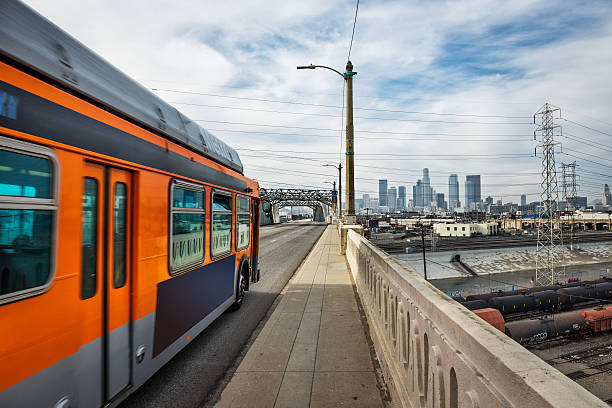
434;222;498;237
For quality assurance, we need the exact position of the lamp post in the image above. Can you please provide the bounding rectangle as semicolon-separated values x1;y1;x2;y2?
323;181;337;220
323;163;342;220
298;62;357;223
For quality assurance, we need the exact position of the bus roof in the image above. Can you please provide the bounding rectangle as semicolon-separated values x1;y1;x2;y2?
0;0;243;174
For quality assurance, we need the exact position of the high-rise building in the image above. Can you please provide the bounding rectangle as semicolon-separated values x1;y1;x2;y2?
521;194;527;207
422;168;432;205
413;180;423;207
567;196;587;209
388;187;397;210
604;184;612;206
362;194;371;209
398;186;406;209
435;193;446;209
413;169;434;207
485;196;493;206
465;175;481;208
379;179;388;207
449;174;459;207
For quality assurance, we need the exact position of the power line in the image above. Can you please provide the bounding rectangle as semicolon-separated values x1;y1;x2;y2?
244;155;542;177
236;147;531;158
247;164;546;187
210;127;531;138
563;152;612;170
155;88;532;119
562;117;612;138
347;0;360;61
563;147;612;164
195;116;527;126
564;133;612;154
212;127;530;142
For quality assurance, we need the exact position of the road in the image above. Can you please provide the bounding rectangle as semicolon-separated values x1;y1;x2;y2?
120;221;327;408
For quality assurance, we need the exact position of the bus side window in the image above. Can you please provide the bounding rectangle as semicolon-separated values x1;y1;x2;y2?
236;195;250;251
0;138;56;304
211;192;232;258
169;180;205;274
81;177;98;298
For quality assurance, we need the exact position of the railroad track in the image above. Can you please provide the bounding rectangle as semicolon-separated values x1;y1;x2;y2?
503;300;612;322
374;233;612;254
543;342;612;381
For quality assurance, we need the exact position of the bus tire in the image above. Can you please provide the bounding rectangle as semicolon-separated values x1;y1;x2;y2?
230;268;247;311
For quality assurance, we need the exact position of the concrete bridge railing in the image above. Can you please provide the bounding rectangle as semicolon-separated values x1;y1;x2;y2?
345;229;606;408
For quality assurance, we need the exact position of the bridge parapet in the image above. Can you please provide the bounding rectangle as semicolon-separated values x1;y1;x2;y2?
345;230;606;408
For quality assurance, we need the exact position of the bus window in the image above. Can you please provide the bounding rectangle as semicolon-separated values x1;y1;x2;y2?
0;139;56;303
212;192;232;258
169;181;204;273
236;195;250;251
113;182;127;288
81;177;98;298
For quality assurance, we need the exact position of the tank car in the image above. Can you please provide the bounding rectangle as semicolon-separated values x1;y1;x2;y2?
505;311;585;345
461;299;489;310
489;294;536;315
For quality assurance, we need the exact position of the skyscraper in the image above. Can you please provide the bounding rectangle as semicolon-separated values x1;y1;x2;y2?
378;179;388;207
413;180;423;207
362;194;371;209
604;184;612;206
422;168;432;205
465;175;481;208
398;186;406;209
435;193;446;209
449;174;459;208
521;194;527;207
388;187;397;210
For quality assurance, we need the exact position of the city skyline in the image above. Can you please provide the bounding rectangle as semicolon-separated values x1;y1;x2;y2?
24;1;612;203
366;169;600;212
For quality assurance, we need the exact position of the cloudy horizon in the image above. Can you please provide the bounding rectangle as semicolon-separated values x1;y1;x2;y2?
23;0;612;205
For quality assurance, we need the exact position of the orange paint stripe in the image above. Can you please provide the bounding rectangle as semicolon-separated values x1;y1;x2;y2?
0;61;258;193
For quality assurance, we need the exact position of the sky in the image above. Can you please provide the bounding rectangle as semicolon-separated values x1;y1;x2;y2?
23;0;612;205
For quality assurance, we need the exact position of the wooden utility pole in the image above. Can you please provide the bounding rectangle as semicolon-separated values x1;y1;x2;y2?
421;223;428;281
344;60;356;223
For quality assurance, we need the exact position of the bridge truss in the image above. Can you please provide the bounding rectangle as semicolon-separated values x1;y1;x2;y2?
260;188;334;210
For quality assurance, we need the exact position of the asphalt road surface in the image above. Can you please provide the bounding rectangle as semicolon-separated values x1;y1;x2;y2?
120;221;327;408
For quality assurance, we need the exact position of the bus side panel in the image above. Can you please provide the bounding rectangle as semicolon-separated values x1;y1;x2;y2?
152;254;236;357
0;149;102;407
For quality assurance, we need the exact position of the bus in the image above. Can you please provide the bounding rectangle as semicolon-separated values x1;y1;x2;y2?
0;1;260;406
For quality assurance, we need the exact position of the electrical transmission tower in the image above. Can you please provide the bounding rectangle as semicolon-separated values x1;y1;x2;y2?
560;162;578;250
534;103;562;286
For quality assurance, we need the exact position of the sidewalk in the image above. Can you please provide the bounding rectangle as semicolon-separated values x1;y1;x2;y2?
215;225;384;408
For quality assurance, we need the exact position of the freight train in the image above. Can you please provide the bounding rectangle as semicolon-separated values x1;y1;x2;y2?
471;306;612;345
459;280;612;316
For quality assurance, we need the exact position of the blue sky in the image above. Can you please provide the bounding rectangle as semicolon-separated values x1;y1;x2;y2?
24;0;612;204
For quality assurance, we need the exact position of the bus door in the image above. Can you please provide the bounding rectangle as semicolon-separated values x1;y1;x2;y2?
250;198;260;283
82;162;132;403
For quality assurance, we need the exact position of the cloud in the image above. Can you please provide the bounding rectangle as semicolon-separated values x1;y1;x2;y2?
23;0;612;203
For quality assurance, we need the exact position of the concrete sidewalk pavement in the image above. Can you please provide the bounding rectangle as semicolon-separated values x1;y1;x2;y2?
215;225;384;408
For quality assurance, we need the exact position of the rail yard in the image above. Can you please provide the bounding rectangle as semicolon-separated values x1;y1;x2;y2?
458;279;612;405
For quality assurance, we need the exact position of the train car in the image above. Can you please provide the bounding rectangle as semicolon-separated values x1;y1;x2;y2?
505;312;585;345
460;299;489;310
1;2;260;407
557;283;612;305
580;306;612;333
472;308;505;332
489;294;537;315
533;290;562;310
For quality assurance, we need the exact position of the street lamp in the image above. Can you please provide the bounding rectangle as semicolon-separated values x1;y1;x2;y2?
298;61;357;223
323;181;337;221
323;163;342;220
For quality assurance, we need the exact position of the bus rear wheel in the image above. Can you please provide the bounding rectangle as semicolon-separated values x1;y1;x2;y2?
230;268;247;311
